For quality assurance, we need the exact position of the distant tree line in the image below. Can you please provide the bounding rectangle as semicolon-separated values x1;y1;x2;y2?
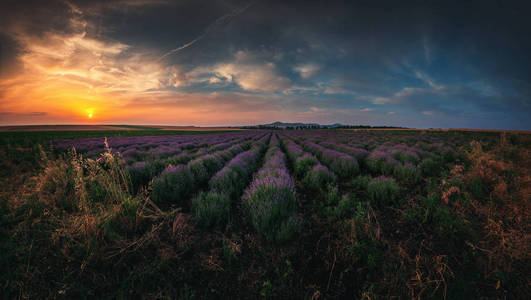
236;125;407;130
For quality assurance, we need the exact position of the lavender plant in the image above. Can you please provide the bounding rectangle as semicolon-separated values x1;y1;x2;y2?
367;176;400;207
393;162;420;185
191;134;271;226
302;164;337;193
242;143;298;242
294;153;319;177
366;150;399;176
303;142;359;179
151;165;194;208
191;191;231;227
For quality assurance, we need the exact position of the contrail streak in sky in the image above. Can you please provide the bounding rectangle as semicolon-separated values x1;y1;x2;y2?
160;1;255;60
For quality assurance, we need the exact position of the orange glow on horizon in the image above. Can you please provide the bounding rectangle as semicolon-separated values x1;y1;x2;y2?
0;8;314;126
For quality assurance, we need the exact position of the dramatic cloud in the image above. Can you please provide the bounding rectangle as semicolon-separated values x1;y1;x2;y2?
0;0;530;129
211;51;291;92
9;6;165;93
294;64;320;79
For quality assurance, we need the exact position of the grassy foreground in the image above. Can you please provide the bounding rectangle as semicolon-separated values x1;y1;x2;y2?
0;130;530;299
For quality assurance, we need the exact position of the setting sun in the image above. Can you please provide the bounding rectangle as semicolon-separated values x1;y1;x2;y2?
88;113;93;119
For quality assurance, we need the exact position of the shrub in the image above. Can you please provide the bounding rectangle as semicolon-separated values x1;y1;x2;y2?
294;154;318;177
209;168;242;198
302;164;337;193
188;154;224;186
442;149;456;163
128;161;166;192
217;144;246;161
304;142;359;178
151;165;194;208
420;193;439;210
367;176;400;207
262;151;286;170
191;191;231;227
433;207;466;238
320;142;370;161
366;151;399;176
255;167;290;181
327;184;341;206
402;152;420;164
304;142;324;159
326;193;357;221
329;156;359;179
349;238;384;274
337;194;356;215
380;161;395;176
166;153;193;165
365;158;380;174
275;216;300;243
209;146;265;198
187;158;209;185
200;154;224;175
283;140;304;163
349;175;372;190
404;193;441;225
420;158;441;177
121;148;146;161
393;163;420;185
243;176;298;242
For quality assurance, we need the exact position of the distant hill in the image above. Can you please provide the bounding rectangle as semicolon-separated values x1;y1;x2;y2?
260;122;345;128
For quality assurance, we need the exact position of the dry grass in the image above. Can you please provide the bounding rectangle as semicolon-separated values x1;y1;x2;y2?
440;133;530;296
3;140;191;298
470;145;529;270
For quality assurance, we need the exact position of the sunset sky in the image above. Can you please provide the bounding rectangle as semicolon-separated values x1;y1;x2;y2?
0;0;530;129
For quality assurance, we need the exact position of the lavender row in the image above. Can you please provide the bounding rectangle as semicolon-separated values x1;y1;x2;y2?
127;135;253;191
242;134;299;242
318;141;369;161
280;136;337;193
283;130;462;182
150;137;264;208
208;134;270;198
54;131;252;152
316;140;422;183
54;131;261;159
281;130;465;155
120;133;258;162
300;141;359;179
191;134;271;227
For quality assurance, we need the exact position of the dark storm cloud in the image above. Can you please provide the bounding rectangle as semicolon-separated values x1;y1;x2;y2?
0;0;530;128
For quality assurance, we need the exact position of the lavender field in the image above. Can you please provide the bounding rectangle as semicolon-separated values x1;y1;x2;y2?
1;129;530;298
